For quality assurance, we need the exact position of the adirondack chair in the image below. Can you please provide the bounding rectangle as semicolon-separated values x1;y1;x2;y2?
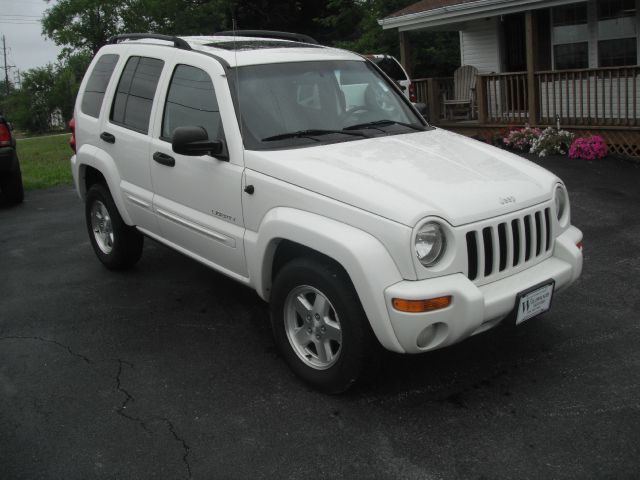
442;65;478;120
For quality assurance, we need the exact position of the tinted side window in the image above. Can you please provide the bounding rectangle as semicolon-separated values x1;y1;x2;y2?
81;54;119;118
162;65;224;141
374;58;407;81
111;56;164;133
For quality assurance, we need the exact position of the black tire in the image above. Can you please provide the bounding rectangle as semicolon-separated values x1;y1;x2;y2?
0;161;24;205
85;183;143;270
270;257;380;393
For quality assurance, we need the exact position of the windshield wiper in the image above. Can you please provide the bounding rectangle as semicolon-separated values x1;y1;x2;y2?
344;120;425;132
262;129;368;142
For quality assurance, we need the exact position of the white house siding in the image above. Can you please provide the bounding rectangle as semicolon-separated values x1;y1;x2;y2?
460;18;501;74
539;75;640;123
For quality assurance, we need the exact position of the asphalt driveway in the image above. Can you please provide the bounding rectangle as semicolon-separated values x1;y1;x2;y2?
1;155;639;479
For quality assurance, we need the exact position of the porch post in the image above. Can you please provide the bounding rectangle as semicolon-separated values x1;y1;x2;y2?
426;78;441;123
399;31;412;77
525;10;539;125
476;75;488;124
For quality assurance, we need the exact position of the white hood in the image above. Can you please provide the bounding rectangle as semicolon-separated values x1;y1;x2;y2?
244;128;558;227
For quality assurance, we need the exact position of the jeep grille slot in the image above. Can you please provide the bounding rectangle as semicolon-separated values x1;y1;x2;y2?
466;207;553;283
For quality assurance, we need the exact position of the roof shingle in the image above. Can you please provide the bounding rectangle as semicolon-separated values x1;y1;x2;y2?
385;0;476;19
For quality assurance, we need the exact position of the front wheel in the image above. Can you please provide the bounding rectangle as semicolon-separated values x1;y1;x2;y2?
85;184;143;270
270;257;380;393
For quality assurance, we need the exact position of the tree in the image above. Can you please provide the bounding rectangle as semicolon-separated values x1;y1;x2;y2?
9;66;57;132
52;52;92;122
42;0;132;55
317;0;460;77
42;0;333;53
39;0;460;105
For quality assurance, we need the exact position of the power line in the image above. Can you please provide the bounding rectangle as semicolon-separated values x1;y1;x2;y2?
0;21;42;25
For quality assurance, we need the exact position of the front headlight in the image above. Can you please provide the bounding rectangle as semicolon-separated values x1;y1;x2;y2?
415;222;446;267
554;184;570;226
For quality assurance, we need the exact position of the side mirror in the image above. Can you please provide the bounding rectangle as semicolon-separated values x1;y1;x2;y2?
413;102;428;121
172;126;224;158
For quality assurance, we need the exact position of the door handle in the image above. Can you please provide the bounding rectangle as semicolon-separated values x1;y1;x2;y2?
153;151;175;167
100;132;116;144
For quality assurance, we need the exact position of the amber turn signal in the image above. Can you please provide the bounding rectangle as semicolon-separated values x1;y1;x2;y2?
392;296;452;313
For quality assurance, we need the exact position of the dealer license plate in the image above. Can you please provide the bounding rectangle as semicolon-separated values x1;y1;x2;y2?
516;282;554;325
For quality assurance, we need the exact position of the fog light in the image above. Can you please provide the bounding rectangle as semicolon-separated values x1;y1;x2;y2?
416;322;448;349
392;295;452;313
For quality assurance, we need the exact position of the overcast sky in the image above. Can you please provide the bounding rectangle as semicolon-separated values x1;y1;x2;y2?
0;0;63;82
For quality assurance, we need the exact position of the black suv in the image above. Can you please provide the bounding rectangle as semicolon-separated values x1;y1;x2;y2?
0;114;24;205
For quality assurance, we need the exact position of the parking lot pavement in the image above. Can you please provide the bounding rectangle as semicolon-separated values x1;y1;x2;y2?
1;156;640;479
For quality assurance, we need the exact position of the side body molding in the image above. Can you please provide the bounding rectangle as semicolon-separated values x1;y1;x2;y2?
245;207;406;353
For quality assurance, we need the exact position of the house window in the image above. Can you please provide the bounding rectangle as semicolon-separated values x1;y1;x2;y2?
597;0;635;21
552;3;589;69
597;0;638;66
554;42;589;69
553;3;588;26
598;38;637;66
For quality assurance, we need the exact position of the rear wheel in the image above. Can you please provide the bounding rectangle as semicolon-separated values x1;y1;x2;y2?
270;257;380;393
85;184;143;270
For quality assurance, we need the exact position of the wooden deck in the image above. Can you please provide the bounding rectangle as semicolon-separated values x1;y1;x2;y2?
414;65;640;157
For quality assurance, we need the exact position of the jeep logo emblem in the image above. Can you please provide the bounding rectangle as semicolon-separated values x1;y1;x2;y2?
499;196;516;205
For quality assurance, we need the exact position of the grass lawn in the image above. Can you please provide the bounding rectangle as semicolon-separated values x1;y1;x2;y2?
17;134;73;191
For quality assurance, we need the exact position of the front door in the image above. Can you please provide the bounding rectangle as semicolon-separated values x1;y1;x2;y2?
149;54;247;280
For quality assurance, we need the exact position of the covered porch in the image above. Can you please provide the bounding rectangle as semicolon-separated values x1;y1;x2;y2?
381;0;640;156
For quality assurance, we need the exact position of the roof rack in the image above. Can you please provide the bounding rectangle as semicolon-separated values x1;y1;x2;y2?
214;30;318;45
107;33;191;51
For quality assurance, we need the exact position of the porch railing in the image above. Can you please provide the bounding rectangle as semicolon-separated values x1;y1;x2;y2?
477;72;529;124
536;66;640;126
416;66;640;127
413;77;454;122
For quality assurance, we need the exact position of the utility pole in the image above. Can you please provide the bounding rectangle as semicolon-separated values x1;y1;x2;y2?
2;35;15;95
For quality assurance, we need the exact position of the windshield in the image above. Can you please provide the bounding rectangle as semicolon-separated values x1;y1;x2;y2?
233;60;425;150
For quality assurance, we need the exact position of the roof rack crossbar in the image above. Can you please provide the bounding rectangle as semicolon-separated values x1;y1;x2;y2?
107;33;191;50
214;30;318;45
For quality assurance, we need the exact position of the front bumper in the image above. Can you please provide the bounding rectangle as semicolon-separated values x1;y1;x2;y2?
383;226;583;353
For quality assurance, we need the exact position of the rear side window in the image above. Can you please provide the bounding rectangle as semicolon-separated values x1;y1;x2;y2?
161;65;224;141
374;58;407;81
81;54;119;118
111;56;164;134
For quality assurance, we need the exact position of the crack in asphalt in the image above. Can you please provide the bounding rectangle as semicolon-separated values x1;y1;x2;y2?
161;417;193;478
115;359;149;432
1;336;193;477
115;362;192;478
0;336;92;364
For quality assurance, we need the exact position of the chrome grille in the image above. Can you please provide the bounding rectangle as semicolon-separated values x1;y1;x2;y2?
466;207;553;282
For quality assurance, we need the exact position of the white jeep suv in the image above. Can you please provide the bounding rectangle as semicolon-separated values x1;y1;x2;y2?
70;32;583;393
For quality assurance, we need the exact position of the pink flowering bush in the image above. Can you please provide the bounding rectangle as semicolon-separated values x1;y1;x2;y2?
503;126;542;152
568;136;609;160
